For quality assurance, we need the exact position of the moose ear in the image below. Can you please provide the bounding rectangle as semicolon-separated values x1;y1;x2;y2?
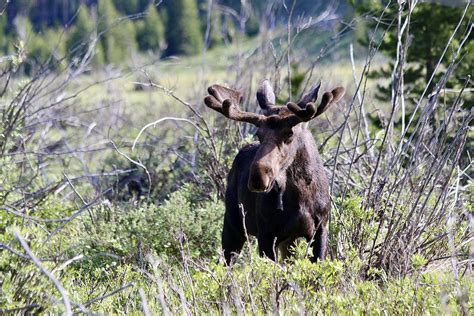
256;79;275;110
315;87;345;117
297;82;321;107
207;84;242;105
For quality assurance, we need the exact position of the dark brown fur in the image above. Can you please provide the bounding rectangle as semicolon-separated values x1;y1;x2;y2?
204;80;345;264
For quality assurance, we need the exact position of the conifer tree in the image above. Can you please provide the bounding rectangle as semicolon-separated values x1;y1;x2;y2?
112;0;149;15
198;2;223;49
165;0;203;56
97;0;136;64
0;14;7;53
245;11;259;37
354;1;472;102
66;5;97;62
207;10;223;48
136;4;165;52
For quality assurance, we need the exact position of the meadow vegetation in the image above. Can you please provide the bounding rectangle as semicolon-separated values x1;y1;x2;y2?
0;0;472;314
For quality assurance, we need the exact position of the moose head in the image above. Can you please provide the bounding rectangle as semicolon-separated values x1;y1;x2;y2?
204;80;344;193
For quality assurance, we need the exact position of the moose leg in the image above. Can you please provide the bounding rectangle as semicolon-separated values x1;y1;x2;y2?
257;235;277;261
311;223;328;262
222;214;246;265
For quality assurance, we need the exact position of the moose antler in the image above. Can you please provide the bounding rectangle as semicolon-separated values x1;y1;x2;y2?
315;87;345;117
204;83;345;128
284;86;345;127
284;102;318;127
204;84;266;126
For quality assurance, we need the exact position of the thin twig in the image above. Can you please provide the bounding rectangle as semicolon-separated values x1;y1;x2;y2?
13;230;72;315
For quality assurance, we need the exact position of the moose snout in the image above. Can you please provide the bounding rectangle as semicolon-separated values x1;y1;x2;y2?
248;164;274;192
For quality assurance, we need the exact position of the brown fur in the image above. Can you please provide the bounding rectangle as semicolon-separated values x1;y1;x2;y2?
204;80;345;264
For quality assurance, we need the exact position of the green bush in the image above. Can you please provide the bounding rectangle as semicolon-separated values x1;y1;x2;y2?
78;184;223;262
2;223;470;314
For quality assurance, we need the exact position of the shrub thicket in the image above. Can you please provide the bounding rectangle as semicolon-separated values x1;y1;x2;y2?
1;189;471;314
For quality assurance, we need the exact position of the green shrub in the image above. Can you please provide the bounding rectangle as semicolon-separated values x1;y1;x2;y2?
77;184;223;263
1;187;471;314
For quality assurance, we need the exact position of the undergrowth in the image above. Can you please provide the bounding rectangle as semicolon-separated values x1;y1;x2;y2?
1;185;471;314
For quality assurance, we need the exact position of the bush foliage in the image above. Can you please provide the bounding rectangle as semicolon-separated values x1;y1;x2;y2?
1;188;471;314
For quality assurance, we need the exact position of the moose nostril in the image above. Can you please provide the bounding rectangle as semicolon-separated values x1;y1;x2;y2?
250;173;259;185
248;165;273;192
250;171;263;185
259;166;273;176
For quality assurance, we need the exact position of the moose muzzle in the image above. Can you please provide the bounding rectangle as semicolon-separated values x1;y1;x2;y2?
248;163;274;193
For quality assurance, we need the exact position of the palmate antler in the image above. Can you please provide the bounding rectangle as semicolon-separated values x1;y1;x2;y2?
204;82;345;128
285;86;346;127
204;85;266;126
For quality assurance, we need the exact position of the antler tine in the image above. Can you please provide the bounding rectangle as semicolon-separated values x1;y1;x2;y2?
221;99;265;126
204;94;225;114
284;85;345;127
284;102;317;127
204;84;265;126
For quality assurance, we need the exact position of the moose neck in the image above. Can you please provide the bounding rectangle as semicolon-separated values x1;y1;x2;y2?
286;127;320;187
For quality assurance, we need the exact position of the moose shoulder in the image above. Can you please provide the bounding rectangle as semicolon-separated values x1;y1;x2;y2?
204;80;345;265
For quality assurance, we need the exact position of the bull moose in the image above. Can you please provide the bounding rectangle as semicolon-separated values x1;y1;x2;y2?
204;80;345;264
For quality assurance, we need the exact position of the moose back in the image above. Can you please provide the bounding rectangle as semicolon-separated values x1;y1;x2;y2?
204;80;344;264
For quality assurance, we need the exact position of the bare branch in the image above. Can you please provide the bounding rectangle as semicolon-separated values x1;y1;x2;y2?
13;230;72;315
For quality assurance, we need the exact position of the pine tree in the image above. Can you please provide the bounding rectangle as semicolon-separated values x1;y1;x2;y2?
28;28;66;72
97;0;136;64
136;4;165;52
165;0;203;56
245;11;259;37
0;13;7;53
112;0;149;15
66;5;97;62
355;1;472;102
208;10;223;48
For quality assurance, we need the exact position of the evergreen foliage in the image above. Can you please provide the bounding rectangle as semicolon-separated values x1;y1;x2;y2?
135;4;165;52
28;0;81;29
165;0;204;56
0;0;338;67
355;1;473;102
97;0;137;64
27;28;65;72
112;0;149;15
208;10;224;48
0;13;8;53
245;11;260;37
197;1;223;49
65;5;100;64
